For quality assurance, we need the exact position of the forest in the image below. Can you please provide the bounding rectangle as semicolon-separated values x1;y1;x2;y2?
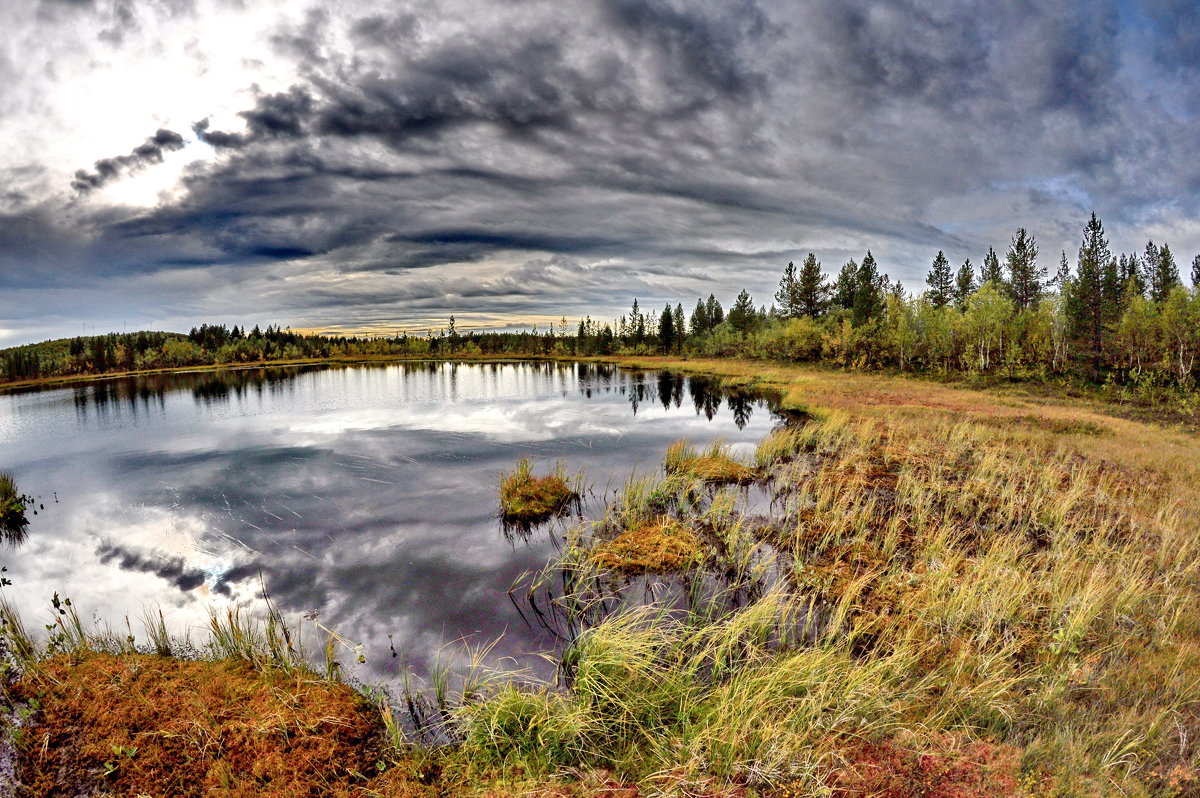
4;212;1199;406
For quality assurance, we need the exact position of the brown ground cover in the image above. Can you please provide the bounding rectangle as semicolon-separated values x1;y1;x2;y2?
7;653;433;797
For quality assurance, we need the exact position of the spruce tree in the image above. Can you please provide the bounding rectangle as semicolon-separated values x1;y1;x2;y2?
629;299;644;345
981;246;1003;286
1005;228;1043;310
775;261;803;318
926;250;954;309
658;303;675;352
1070;213;1116;375
705;294;724;327
1148;242;1180;303
1118;253;1144;298
673;304;685;346
1141;241;1160;298
1192;254;1200;289
796;253;830;317
728;290;757;335
853;251;884;325
832;260;858;311
1052;251;1072;293
690;299;708;336
954;259;977;309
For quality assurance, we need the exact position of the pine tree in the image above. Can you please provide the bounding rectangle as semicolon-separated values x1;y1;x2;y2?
1118;253;1144;298
705;294;724;327
1069;213;1116;375
953;259;977;309
832;260;858;311
658;303;675;352
981;246;1003;286
775;261;801;317
629;299;644;345
1141;241;1160;299
1192;254;1200;289
926;250;954;309
727;290;757;335
1005;228;1043;310
1147;242;1180;303
673;304;685;346
690;299;708;336
853;251;884;325
1052;251;1072;293
796;253;830;318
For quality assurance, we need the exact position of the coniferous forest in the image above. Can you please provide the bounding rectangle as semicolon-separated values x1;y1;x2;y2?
4;213;1199;410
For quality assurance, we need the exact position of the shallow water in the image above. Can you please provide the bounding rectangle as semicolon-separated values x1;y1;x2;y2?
0;361;781;679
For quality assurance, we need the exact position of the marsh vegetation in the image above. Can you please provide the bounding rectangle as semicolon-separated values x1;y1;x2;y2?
497;458;581;531
0;473;29;545
2;361;1199;796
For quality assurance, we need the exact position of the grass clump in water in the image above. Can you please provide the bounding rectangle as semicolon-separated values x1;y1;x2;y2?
0;471;30;543
664;440;758;485
590;517;704;573
498;457;581;528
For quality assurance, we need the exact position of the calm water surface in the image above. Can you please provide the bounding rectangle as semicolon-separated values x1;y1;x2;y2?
0;361;780;679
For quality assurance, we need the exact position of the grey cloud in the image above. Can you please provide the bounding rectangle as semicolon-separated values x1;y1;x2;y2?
70;128;186;194
5;0;1200;345
96;540;258;596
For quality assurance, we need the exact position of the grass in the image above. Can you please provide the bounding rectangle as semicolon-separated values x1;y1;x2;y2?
590;517;704;573
465;360;1200;795
497;457;582;529
0;471;30;544
664;439;759;485
5;357;1200;796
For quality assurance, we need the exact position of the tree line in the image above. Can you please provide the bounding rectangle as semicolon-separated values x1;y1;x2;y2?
564;212;1200;399
4;212;1198;404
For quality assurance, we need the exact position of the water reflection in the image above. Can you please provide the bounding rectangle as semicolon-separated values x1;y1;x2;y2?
0;361;781;679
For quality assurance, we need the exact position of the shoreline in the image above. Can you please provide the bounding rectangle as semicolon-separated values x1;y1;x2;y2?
3;352;1192;433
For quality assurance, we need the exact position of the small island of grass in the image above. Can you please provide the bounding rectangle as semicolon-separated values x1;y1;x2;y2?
497;457;581;528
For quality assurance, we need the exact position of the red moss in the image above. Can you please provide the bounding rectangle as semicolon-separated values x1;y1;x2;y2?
9;653;436;798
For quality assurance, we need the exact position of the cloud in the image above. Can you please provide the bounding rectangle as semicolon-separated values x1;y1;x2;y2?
2;0;1200;345
70;128;186;194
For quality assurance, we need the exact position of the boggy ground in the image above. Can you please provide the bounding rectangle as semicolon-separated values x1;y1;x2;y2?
3;358;1200;796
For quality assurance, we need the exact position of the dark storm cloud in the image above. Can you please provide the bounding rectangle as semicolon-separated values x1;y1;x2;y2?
197;0;767;154
193;87;315;149
70;128;186;194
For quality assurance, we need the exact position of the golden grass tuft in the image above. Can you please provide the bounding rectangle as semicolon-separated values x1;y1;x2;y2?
498;457;581;527
590;517;704;573
664;440;759;485
0;470;30;543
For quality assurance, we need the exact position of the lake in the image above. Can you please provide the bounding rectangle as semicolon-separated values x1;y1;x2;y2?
0;361;782;681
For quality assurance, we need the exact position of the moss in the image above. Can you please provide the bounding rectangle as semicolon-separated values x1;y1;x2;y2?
498;458;580;528
9;652;437;798
590;517;704;573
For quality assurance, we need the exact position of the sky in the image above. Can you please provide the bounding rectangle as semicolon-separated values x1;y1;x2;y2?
2;0;1199;346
